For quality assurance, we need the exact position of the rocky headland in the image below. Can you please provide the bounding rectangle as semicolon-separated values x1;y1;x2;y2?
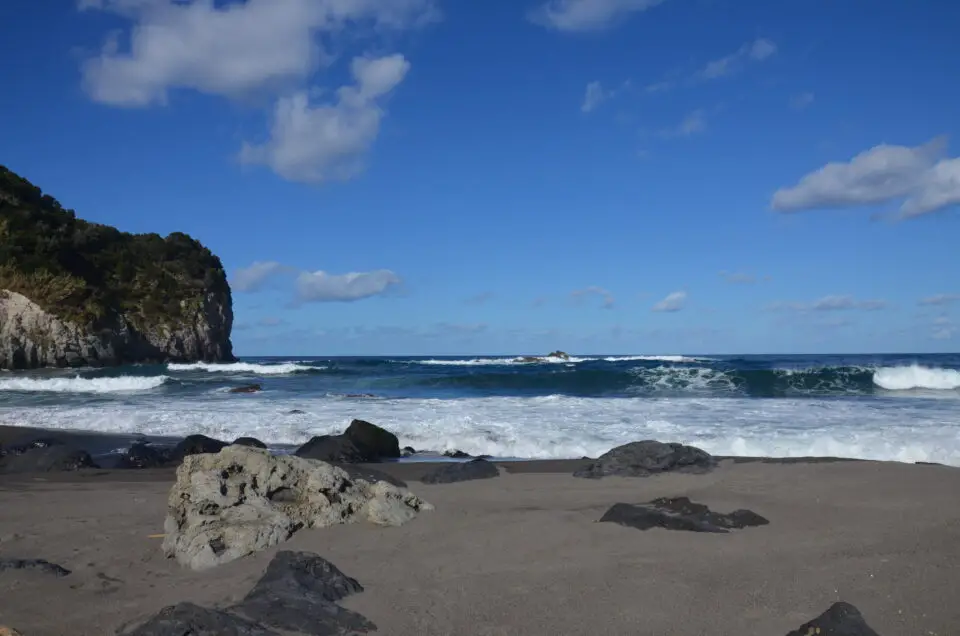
0;166;234;369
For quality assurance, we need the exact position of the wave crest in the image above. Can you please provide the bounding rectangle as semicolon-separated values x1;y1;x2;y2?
0;375;169;393
872;365;960;391
167;362;326;375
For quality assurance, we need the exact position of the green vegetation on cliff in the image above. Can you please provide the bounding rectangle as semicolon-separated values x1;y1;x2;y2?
0;165;230;328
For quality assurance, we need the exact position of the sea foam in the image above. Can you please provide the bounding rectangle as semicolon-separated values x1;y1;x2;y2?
168;362;325;375
0;375;169;393
873;365;960;391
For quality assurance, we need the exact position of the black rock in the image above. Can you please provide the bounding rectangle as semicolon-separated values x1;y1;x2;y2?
287;409;306;414
343;418;400;460
295;435;366;463
401;446;417;456
599;497;769;534
116;442;171;469
443;449;472;459
573;440;716;479
0;558;71;576
336;463;407;488
232;437;268;449
229;384;262;394
168;434;229;462
785;602;881;636
0;442;98;474
232;551;376;636
121;602;278;636
421;458;500;484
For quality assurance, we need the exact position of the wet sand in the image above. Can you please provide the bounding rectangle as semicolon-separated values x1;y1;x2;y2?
2;450;959;635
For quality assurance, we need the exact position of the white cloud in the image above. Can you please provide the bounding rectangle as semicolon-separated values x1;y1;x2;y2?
296;269;401;302
920;293;960;306
698;38;777;80
529;0;666;32
771;137;960;218
239;54;410;183
768;295;887;312
659;110;706;138
789;92;815;111
571;286;615;309
79;0;436;106
232;261;291;292
581;81;606;113
652;290;686;312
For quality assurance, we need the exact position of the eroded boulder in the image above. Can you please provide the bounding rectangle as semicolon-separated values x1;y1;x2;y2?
573;440;716;479
421;458;500;484
162;445;432;570
784;602;881;636
344;418;400;460
599;497;769;534
0;439;98;474
122;602;278;636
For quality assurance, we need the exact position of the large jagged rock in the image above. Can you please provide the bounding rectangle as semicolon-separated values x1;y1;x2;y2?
573;440;716;479
122;603;279;636
162;445;432;570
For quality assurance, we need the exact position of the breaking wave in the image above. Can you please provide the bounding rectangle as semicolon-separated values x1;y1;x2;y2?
167;362;326;375
872;365;960;391
0;375;170;393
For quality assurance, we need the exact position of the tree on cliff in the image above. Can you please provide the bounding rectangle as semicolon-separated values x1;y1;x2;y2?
0;165;230;330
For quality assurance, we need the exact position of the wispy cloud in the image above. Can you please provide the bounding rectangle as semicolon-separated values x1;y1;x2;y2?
919;293;960;306
659;109;706;138
789;92;815;111
771;136;960;218
296;269;402;303
232;261;293;292
571;286;615;309
719;270;764;284
652;290;686;312
529;0;667;32
767;295;888;312
645;38;777;93
580;79;631;113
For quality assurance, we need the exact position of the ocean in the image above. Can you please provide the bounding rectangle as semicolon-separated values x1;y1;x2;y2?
1;353;959;465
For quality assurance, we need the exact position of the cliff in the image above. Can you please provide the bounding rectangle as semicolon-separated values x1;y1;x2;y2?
0;166;234;369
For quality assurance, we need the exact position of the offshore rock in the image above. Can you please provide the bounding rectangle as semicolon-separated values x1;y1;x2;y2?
162;445;432;570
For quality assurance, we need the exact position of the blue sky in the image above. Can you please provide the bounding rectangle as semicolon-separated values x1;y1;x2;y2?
2;0;959;355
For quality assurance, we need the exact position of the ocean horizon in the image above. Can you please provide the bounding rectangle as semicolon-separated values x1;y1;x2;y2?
1;352;959;466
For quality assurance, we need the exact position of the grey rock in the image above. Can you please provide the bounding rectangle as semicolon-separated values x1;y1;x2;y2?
0;289;233;370
421;458;500;484
573;440;716;479
343;419;400;460
232;551;375;635
784;602;881;636
232;437;268;449
0;558;71;576
0;441;98;474
599;497;769;534
336;464;407;488
162;445;432;570
121;602;278;636
295;435;366;463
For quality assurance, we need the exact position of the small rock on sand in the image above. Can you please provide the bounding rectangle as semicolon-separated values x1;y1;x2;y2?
573;440;716;479
599;497;769;534
421;458;501;484
784;601;881;636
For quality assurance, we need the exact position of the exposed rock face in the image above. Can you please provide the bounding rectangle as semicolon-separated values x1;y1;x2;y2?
162;445;432;570
295;419;401;463
0;437;98;474
0;289;233;369
122;603;278;636
598;497;769;533
573;440;716;479
784;602;881;636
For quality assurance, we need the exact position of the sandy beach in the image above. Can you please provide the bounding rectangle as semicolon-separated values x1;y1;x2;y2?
2;438;959;635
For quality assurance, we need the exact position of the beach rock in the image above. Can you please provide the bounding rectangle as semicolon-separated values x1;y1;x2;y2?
599;497;769;534
232;437;268;449
0;558;71;576
168;434;228;462
443;449;472;459
343;418;401;460
421;458;500;484
229;384;262;394
294;435;365;463
287;409;306;414
0;443;98;473
122;602;278;636
0;627;24;636
116;442;170;469
232;551;376;635
784;601;880;636
336;463;407;488
162;445;432;570
573;440;716;479
401;446;417;457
